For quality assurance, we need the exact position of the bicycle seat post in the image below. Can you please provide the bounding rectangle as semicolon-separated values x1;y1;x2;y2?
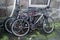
16;0;21;19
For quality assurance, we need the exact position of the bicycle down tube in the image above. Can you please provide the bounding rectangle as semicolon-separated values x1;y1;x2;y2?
34;14;43;24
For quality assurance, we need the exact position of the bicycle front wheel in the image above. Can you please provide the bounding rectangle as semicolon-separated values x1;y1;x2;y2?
11;19;30;37
43;16;55;33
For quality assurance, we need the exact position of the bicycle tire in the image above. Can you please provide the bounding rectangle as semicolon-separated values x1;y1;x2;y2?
5;17;15;33
43;16;55;33
11;19;30;36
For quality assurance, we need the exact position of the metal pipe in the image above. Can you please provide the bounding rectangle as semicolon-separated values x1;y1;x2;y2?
9;0;16;17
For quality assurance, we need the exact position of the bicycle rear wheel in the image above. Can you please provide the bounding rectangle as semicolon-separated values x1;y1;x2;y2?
5;17;15;33
11;19;30;37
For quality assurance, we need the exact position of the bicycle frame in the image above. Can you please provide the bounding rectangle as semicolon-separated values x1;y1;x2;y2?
15;0;24;19
15;0;48;26
34;14;43;25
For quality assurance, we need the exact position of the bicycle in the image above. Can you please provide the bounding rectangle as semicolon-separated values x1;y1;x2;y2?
11;0;55;37
5;0;55;37
11;8;55;37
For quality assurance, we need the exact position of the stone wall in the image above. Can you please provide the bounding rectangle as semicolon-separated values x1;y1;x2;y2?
0;0;14;6
0;0;60;21
20;0;60;21
50;0;60;21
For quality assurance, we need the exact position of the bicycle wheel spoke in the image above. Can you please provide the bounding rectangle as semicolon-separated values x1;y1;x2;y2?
18;30;21;33
12;19;30;36
14;26;17;28
43;16;54;33
21;30;24;33
23;27;28;29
